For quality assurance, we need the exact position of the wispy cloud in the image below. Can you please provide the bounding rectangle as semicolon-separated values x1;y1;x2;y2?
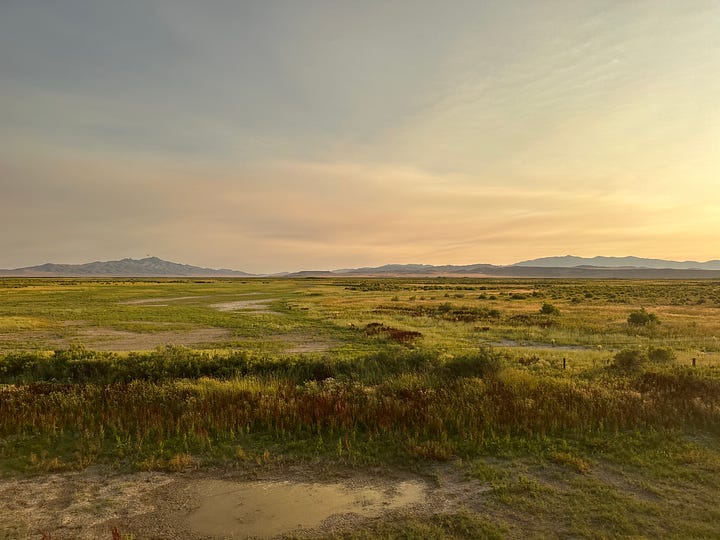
2;145;715;272
1;1;719;270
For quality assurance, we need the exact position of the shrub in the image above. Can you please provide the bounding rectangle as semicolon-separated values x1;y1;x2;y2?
627;308;659;326
441;349;503;379
613;349;647;371
363;322;423;344
647;346;676;364
539;302;560;316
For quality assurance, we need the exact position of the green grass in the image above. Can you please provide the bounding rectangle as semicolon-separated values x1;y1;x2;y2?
2;348;719;473
2;277;720;537
315;512;506;539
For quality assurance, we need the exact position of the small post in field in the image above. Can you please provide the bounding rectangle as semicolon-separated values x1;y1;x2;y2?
563;357;566;369
692;357;696;367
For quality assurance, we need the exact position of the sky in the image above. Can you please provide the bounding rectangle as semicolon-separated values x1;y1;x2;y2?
1;0;719;273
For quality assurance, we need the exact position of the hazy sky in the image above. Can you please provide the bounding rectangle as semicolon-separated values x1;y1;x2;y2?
1;1;718;272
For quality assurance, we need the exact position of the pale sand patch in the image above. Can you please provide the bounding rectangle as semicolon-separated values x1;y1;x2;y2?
271;333;336;353
210;299;279;314
0;469;172;539
119;296;206;305
0;467;442;540
285;341;334;353
75;327;232;351
0;327;338;354
120;293;262;306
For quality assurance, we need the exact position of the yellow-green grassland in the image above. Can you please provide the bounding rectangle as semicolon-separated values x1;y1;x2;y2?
2;278;720;538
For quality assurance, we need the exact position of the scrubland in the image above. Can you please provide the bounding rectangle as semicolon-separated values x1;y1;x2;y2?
1;278;720;538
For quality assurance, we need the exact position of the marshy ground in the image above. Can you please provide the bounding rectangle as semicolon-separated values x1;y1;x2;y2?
1;277;720;538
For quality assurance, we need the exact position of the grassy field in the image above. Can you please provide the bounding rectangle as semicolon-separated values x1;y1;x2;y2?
1;277;720;538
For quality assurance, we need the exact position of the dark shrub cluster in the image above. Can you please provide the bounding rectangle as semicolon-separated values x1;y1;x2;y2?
539;303;560;315
613;346;677;371
627;308;659;326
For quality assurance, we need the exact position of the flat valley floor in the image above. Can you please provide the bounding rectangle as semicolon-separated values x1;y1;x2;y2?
1;277;720;538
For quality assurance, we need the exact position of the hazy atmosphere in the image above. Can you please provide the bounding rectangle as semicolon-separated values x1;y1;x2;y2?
2;1;718;273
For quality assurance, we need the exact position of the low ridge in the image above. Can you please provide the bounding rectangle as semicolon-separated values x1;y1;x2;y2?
2;255;719;278
0;257;254;277
513;255;720;270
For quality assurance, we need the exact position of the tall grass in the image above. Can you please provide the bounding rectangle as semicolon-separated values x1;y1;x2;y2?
2;347;718;468
2;277;720;470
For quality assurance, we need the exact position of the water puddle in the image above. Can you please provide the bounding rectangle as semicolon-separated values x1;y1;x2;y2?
185;479;425;538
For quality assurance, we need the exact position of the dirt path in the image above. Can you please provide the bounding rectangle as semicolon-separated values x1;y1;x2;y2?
0;463;483;539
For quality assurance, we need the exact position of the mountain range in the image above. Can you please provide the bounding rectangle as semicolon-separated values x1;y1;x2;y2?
1;255;720;278
0;257;252;277
514;255;720;270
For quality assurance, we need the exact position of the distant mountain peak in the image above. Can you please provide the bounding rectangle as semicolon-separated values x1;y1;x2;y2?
0;257;254;277
513;255;720;270
2;255;720;278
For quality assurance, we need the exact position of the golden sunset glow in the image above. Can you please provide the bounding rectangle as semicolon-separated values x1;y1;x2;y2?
1;1;718;272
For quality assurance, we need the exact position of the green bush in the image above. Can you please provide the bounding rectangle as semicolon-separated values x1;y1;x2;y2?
627;308;659;326
613;349;647;371
539;302;560;316
441;349;503;379
647;346;676;364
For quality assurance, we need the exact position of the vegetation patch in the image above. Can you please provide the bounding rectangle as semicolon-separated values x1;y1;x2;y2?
363;322;423;344
627;307;660;326
374;302;502;323
2;277;720;537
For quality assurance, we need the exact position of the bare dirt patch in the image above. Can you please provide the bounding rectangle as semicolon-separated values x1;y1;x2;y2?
211;299;279;314
0;327;233;352
0;327;335;354
119;296;208;305
284;342;333;353
271;333;336;354
0;463;487;539
0;469;172;539
120;293;264;307
0;330;67;351
75;327;232;351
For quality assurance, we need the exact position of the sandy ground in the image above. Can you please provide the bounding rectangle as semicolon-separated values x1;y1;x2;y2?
210;299;279;314
0;327;336;355
118;297;211;305
0;463;484;539
77;328;234;351
271;333;336;354
0;327;233;352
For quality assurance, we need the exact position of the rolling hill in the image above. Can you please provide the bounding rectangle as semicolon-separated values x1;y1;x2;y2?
513;255;720;270
0;257;254;277
2;255;720;278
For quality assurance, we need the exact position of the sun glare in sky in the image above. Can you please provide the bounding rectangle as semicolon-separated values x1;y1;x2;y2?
1;1;718;272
